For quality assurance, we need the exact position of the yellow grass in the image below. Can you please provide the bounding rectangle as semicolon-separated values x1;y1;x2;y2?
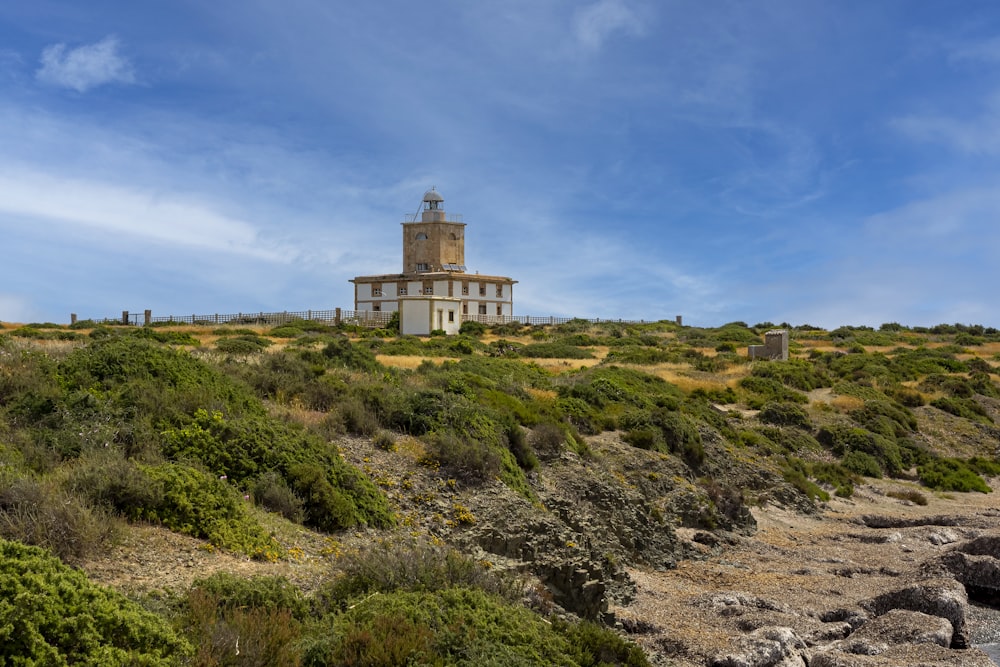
525;388;557;402
641;362;749;395
377;354;439;370
530;358;602;372
829;395;865;412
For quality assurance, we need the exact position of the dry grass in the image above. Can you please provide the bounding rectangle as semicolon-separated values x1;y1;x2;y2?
829;395;865;412
642;363;748;395
526;388;558;401
377;354;439;370
530;358;602;372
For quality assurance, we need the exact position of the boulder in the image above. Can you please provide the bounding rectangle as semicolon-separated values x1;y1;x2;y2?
859;578;969;648
850;609;953;648
708;626;806;667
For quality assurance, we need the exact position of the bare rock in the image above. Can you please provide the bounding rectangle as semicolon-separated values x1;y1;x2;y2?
859;578;969;648
807;643;995;667
708;626;806;667
850;609;953;647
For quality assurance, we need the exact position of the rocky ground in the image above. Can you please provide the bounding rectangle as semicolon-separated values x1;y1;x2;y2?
80;428;1000;667
617;479;1000;666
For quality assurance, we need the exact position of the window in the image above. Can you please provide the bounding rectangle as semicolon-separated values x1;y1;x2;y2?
478;304;487;315
372;287;383;297
496;305;502;316
495;286;503;298
424;287;433;295
399;287;407;295
479;286;487;297
462;304;468;315
416;233;428;240
462;285;469;295
373;303;381;312
416;263;429;272
448;311;455;323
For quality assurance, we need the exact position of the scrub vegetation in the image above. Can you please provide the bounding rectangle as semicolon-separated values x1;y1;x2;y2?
0;317;998;664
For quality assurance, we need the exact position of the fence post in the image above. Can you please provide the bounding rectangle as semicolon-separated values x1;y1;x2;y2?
335;308;342;325
144;310;151;325
122;311;129;325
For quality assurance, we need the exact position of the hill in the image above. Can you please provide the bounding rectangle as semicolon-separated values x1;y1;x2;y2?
1;318;999;665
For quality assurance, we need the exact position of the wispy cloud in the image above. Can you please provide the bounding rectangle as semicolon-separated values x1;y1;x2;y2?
0;167;288;261
36;35;135;92
572;0;643;52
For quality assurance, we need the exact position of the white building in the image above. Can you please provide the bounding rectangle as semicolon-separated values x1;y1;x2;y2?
350;189;517;334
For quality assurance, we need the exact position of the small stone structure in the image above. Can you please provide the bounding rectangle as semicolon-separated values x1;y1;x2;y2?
749;329;789;361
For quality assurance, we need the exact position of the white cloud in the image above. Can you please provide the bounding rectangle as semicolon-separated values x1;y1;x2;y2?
0;167;289;261
572;0;643;52
36;35;135;92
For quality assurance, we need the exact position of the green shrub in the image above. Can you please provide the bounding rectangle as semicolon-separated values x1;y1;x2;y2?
930;397;993;424
968;456;1000;477
653;410;704;465
758;402;811;429
817;425;903;476
313;539;521;613
135;463;283;560
782;459;830;503
251;471;305;523
303;587;647;667
623;428;663;451
808;461;859;497
918;458;991;493
215;334;272;355
190;572;308;619
739;376;808;408
373;430;397;451
161;409;393;531
459;320;487;336
520;342;595;359
0;539;191;664
841;450;883;478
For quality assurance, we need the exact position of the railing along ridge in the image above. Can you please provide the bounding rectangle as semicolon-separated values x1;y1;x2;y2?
77;309;655;328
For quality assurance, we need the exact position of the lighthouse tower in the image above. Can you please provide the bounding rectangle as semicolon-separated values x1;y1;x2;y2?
401;188;466;273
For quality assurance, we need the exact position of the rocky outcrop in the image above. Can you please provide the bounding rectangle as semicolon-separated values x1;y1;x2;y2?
859;578;969;648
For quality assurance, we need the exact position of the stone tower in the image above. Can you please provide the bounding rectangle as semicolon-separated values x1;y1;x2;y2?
401;188;466;273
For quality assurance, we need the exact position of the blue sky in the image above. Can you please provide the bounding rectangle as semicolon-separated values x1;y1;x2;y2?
2;1;999;328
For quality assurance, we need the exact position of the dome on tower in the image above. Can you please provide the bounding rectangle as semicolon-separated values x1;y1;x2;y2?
423;188;444;203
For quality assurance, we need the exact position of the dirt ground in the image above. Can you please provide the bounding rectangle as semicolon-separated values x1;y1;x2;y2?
615;478;1000;665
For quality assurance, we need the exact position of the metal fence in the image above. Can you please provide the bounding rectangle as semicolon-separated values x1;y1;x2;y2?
77;308;658;329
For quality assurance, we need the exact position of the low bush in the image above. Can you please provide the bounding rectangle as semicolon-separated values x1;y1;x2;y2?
458;320;487;336
931;397;993;424
0;475;117;563
739;376;807;408
190;572;309;620
135;463;283;560
422;432;500;484
887;488;929;505
758;402;811;429
302;587;649;667
0;539;191;664
520;342;595;359
918;458;991;493
215;334;272;355
182;588;302;666
251;471;305;523
314;539;522;614
840;450;882;478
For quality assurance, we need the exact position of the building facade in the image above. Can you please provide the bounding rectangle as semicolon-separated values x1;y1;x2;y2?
350;189;517;327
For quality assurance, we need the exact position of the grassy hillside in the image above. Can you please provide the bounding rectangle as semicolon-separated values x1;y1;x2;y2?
1;317;998;665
